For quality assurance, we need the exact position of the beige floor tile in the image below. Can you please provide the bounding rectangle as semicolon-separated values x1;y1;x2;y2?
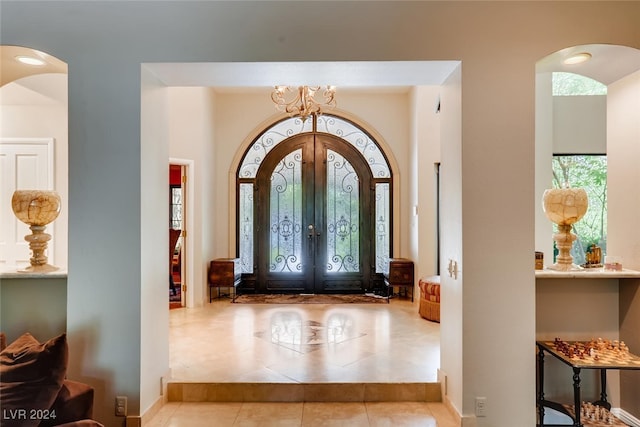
160;402;243;427
233;402;303;426
365;402;438;427
144;402;181;427
301;402;370;427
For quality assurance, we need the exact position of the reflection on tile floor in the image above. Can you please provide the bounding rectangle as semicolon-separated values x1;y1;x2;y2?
169;298;441;383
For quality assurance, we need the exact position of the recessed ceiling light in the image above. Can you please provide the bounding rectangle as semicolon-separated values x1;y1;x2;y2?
15;55;46;66
563;52;592;65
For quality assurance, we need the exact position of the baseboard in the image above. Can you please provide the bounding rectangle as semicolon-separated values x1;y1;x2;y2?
612;408;640;427
139;373;171;425
125;417;141;427
460;415;478;427
443;394;464;426
140;395;165;426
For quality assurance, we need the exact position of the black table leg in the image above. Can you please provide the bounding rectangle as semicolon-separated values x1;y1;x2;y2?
593;369;611;410
537;344;546;426
573;367;582;427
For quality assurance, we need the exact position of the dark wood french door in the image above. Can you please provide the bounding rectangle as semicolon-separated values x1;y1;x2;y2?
255;133;373;293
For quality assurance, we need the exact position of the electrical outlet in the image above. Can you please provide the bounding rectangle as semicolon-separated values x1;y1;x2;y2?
115;396;127;417
475;397;487;417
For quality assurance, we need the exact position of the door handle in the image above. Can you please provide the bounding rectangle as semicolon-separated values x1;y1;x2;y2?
308;224;315;239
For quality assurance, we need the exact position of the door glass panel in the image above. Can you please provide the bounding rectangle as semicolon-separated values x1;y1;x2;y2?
170;186;183;229
326;149;360;273
316;115;391;178
375;183;390;273
239;117;312;178
239;183;254;273
269;149;303;273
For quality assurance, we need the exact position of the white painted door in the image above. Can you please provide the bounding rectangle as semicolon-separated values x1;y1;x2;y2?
0;138;55;269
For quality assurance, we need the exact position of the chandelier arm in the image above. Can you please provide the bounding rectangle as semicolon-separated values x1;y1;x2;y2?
271;85;336;120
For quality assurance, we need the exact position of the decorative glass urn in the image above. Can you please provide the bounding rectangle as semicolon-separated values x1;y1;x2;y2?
11;190;61;273
542;187;588;271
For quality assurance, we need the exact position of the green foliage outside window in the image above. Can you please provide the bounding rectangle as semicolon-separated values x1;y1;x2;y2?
552;72;607;96
552;155;607;265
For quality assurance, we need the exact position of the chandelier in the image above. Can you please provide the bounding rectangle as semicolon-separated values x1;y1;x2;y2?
271;85;336;121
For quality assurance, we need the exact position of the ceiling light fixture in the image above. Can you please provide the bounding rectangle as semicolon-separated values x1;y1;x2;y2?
15;55;46;66
271;85;336;121
563;52;592;65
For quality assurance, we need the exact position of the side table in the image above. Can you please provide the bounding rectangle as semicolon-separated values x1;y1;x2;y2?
208;258;241;302
384;258;415;301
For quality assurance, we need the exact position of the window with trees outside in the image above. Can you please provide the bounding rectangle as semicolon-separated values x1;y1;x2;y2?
551;72;607;266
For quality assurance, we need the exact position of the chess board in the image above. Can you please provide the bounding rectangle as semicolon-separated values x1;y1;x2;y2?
561;404;629;427
540;340;640;369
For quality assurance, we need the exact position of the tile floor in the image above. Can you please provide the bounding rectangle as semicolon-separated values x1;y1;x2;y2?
168;298;441;383
146;401;459;426
147;298;457;426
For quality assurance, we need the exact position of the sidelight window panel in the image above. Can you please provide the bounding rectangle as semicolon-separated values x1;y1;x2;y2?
239;183;254;274
326;149;360;273
375;183;390;273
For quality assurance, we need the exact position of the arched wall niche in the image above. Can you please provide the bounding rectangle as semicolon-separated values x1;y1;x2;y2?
534;43;640;420
0;45;69;272
0;45;69;361
535;43;640;265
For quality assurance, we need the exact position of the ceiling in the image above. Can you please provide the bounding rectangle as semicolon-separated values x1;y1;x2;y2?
2;44;640;104
1;45;67;87
146;61;462;90
536;44;640;85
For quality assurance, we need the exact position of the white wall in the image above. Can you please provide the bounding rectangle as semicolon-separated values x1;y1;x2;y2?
608;70;640;418
607;70;640;271
168;87;217;308
214;92;273;259
439;65;464;419
553;95;606;154
535;72;555;265
140;66;171;419
412;86;441;282
2;2;639;426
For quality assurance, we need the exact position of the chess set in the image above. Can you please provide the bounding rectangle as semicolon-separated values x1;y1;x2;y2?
561;402;629;427
545;338;640;367
537;338;640;427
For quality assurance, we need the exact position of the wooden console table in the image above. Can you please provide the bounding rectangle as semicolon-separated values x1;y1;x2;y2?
208;258;241;302
384;258;415;301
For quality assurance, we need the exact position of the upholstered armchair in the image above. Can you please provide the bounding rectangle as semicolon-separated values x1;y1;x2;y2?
0;332;104;427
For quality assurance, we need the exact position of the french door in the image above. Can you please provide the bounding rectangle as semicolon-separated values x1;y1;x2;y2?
255;133;373;293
